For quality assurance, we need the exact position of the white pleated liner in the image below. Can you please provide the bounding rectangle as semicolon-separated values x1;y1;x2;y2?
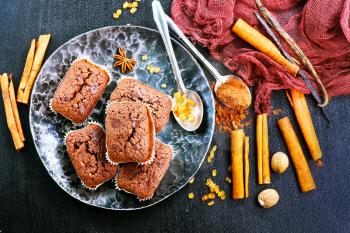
104;101;156;166
80;180;101;191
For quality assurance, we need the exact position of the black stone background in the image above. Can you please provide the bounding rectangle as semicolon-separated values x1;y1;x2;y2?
0;0;349;232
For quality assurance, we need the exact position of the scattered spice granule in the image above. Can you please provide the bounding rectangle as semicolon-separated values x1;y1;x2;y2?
188;193;194;199
201;194;209;201
212;169;217;177
130;7;137;14
161;84;167;89
225;177;231;184
113;9;122;19
208;201;215;206
207;145;217;163
208;193;215;199
146;65;161;74
123;2;129;9
141;55;148;61
189;177;195;184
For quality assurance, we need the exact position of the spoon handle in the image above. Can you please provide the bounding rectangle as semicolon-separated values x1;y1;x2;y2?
152;1;187;93
165;15;223;82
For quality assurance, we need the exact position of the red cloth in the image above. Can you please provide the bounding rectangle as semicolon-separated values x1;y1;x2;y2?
171;0;350;113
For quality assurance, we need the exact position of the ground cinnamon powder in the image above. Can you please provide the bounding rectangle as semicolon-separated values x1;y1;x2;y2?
216;79;251;110
211;82;251;133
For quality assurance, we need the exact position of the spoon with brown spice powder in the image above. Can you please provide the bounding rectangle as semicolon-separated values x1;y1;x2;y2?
165;14;252;110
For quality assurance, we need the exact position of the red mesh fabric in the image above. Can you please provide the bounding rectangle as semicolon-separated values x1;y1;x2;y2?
171;0;350;113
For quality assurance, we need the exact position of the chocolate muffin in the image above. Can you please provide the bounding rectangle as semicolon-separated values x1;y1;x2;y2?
117;140;173;200
105;101;156;164
110;78;172;132
65;123;117;190
51;58;111;124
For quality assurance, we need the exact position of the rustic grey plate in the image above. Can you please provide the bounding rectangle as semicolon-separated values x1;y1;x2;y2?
29;26;215;210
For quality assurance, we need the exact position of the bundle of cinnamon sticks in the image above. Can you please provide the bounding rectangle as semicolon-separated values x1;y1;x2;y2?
1;34;50;150
0;74;25;150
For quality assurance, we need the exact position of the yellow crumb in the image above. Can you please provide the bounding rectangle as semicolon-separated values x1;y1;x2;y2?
225;177;231;184
123;2;129;9
188;193;194;199
130;7;137;14
161;84;167;89
208;201;214;206
212;169;217;177
201;194;209;202
189;177;195;184
208;193;215;199
141;55;148;61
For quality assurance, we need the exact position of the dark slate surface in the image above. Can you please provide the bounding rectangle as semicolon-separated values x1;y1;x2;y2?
0;0;349;232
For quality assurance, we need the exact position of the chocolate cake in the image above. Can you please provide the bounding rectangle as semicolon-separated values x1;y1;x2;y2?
51;59;111;124
110;78;172;132
105;101;156;164
117;140;173;200
65;123;117;190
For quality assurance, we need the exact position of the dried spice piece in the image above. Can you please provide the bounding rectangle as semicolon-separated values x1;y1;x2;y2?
114;48;137;73
207;200;214;206
188;193;194;199
146;64;161;74
207;145;217;163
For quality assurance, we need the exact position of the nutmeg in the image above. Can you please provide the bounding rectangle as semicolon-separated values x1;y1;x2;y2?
258;189;279;208
271;152;289;174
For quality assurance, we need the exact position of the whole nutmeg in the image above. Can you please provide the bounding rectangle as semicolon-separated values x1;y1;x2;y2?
271;152;289;173
258;189;279;208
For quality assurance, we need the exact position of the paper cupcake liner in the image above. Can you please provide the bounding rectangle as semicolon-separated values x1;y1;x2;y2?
72;57;113;85
105;151;119;165
138;194;154;202
80;180;102;191
114;169;121;190
49;98;56;114
104;100;119;115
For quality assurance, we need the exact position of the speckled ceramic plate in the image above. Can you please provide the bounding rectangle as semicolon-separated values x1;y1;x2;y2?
29;26;215;210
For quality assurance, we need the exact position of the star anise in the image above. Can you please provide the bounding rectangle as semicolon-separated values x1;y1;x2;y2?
113;48;137;73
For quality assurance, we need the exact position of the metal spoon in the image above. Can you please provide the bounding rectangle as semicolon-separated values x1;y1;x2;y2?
152;0;203;132
164;14;252;109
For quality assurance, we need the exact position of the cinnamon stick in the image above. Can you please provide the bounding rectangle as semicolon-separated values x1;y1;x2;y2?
287;89;322;161
8;74;25;142
244;136;250;198
232;18;299;77
231;129;245;199
1;74;25;150
21;34;51;104
17;39;36;102
277;117;316;192
262;113;270;184
256;114;263;184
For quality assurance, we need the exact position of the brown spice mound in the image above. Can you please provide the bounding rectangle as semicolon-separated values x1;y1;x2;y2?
216;79;251;109
215;101;249;133
211;82;250;133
